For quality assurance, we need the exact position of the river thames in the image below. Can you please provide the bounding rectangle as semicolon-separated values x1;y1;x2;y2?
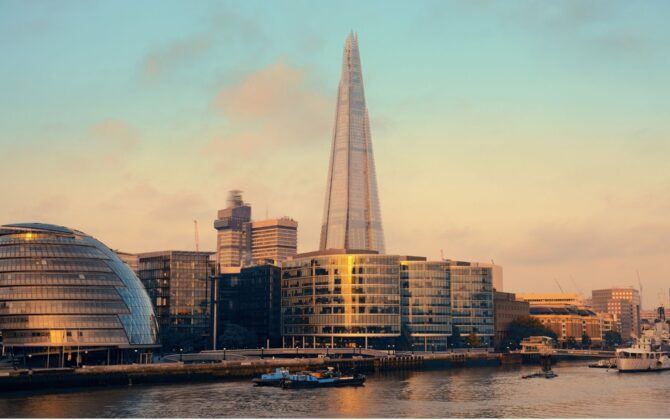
0;361;668;418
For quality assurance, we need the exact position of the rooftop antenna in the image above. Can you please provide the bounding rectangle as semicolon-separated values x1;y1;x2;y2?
440;249;444;261
637;269;643;307
194;220;200;253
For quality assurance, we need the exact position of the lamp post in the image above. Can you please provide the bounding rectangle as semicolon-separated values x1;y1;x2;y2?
223;348;226;361
261;347;264;360
179;347;183;362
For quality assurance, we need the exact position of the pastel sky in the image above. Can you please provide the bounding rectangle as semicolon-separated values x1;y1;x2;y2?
2;0;669;307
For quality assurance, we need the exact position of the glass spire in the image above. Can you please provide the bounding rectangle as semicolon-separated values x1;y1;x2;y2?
319;32;385;253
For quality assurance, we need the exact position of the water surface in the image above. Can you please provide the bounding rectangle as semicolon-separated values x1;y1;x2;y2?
0;361;667;418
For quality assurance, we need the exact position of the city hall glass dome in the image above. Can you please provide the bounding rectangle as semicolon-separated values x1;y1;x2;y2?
0;223;157;349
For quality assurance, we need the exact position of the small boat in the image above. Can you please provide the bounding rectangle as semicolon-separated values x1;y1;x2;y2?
280;367;366;389
588;358;616;369
252;367;290;386
522;370;557;379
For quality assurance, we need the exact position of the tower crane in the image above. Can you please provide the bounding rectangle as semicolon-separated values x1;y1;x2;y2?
554;278;565;293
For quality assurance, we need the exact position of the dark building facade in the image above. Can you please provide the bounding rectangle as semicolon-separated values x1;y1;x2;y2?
138;251;213;352
449;262;494;347
0;223;157;366
211;264;282;349
493;291;529;350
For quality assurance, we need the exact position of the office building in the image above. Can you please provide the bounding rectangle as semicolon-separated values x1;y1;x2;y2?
115;251;139;275
493;291;530;349
282;250;400;349
250;218;298;264
591;288;641;340
138;250;214;351
400;259;451;351
516;293;586;308
529;306;602;347
449;262;495;346
211;264;282;349
0;223;157;365
214;190;251;270
319;33;385;253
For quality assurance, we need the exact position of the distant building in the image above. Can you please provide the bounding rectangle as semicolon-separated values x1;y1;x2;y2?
471;262;503;291
493;291;530;350
210;264;282;349
529;306;602;347
138;251;214;351
516;293;585;308
214;190;252;270
250;218;298;264
400;259;451;351
115;250;139;275
591;288;641;340
449;262;495;347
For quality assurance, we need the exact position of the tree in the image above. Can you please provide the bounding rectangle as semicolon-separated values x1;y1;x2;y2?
603;331;622;349
466;333;481;348
565;336;578;349
160;328;205;354
218;323;258;349
581;334;592;349
449;326;464;349
503;316;558;350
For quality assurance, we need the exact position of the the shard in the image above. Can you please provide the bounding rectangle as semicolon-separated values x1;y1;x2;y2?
319;32;385;253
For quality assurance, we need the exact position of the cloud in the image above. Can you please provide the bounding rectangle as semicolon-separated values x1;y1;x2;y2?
141;35;213;82
207;60;331;156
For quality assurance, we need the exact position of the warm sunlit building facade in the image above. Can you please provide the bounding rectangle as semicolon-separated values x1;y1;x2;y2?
493;291;530;349
449;262;495;346
282;250;400;349
250;218;298;264
0;223;158;365
214;190;252;270
516;293;585;308
591;288;641;340
529;306;602;347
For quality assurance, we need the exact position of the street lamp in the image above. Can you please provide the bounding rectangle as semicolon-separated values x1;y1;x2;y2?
179;347;184;362
261;347;264;359
223;348;227;361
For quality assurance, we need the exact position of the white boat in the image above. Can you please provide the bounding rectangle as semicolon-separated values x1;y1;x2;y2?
616;341;670;372
616;307;670;373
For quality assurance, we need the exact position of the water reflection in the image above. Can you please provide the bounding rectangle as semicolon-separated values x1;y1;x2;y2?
0;361;668;418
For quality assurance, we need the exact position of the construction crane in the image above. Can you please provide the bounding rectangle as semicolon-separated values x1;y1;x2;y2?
569;274;583;295
554;278;565;293
193;220;200;252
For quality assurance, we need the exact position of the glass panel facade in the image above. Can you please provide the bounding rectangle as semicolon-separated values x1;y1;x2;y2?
450;265;494;345
401;261;452;350
282;252;400;348
319;33;385;252
0;224;158;348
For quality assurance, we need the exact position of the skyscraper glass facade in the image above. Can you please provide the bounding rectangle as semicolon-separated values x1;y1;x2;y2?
400;260;452;351
449;263;494;346
319;33;385;253
282;251;399;348
0;223;157;352
138;251;213;350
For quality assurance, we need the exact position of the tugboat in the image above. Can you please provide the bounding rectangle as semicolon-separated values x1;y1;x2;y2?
588;358;616;369
280;367;366;389
252;368;291;386
521;353;557;379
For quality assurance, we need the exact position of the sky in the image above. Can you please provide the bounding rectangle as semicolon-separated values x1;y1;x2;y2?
1;0;669;307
